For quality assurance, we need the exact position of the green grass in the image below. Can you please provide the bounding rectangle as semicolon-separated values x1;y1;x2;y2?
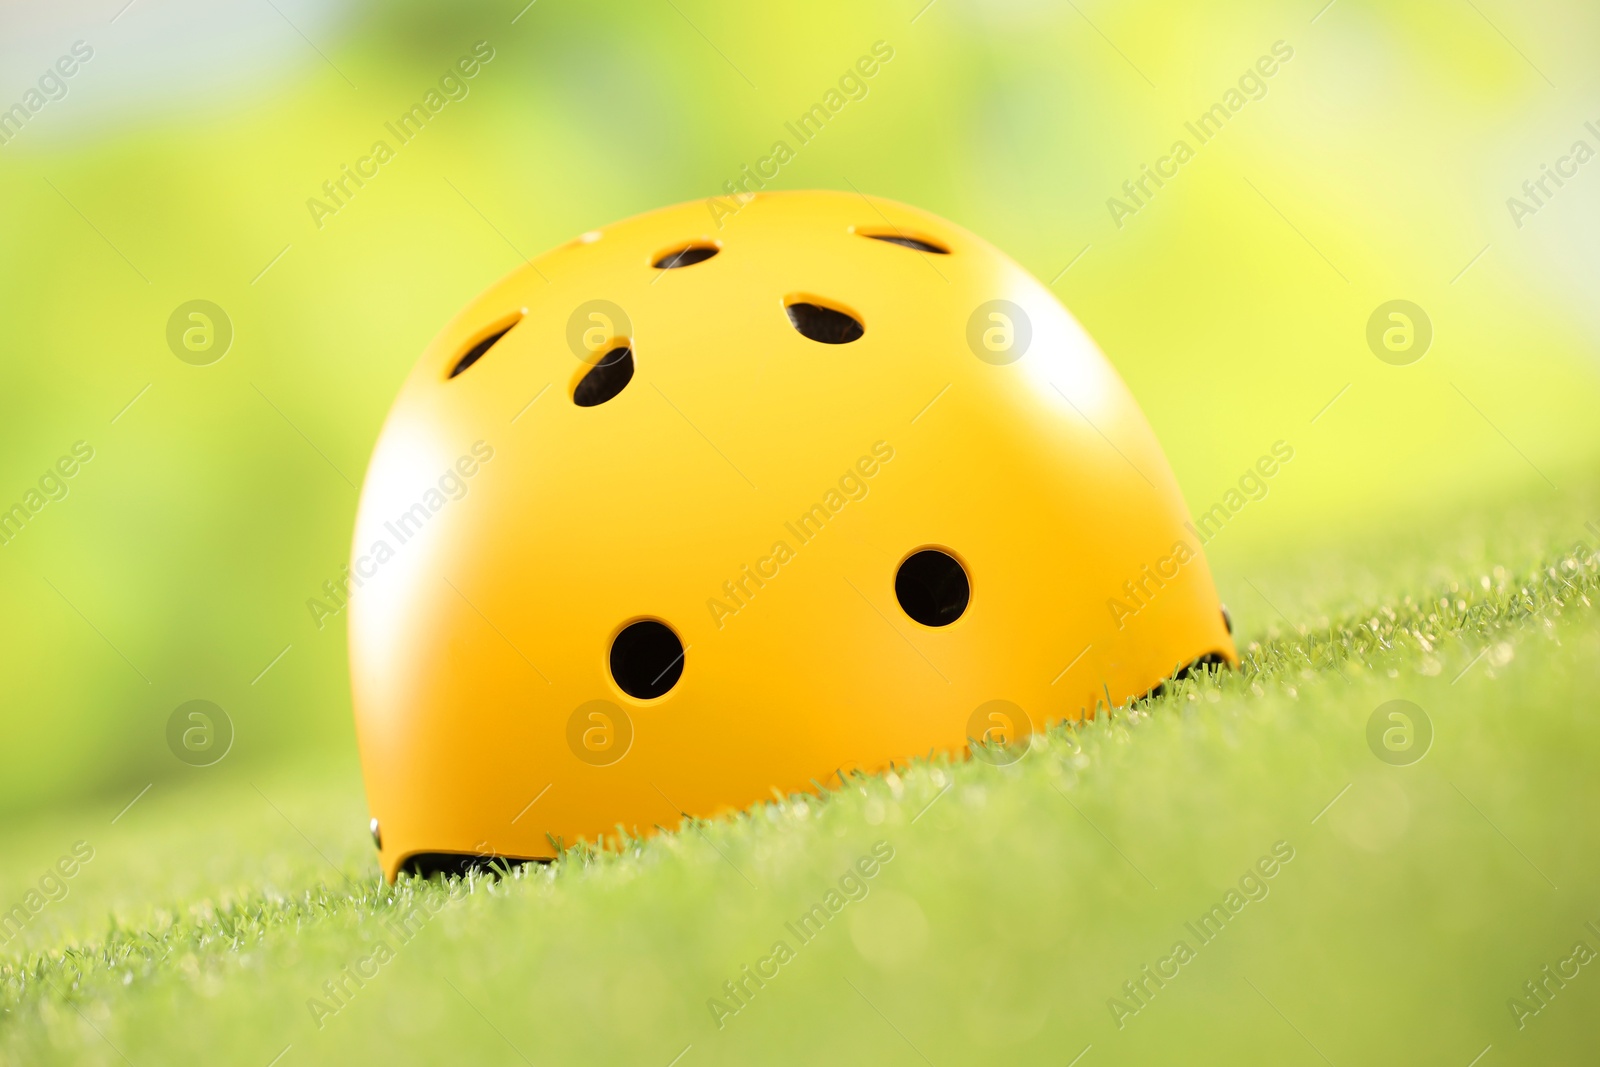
4;486;1600;1066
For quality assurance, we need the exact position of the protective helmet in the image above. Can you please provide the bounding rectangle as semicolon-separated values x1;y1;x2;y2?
349;190;1235;881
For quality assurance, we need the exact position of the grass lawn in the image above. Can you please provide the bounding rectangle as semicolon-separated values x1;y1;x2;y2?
3;484;1599;1066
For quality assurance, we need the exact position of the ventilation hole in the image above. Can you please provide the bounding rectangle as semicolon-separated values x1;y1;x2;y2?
894;549;970;627
863;233;949;254
1221;605;1233;634
573;346;634;407
786;302;864;344
450;323;516;379
399;852;538;881
654;244;719;269
610;620;685;700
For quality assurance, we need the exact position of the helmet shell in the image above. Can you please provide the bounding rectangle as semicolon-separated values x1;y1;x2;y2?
349;191;1234;880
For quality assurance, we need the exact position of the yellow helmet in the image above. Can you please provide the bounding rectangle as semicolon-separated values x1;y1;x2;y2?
349;190;1234;880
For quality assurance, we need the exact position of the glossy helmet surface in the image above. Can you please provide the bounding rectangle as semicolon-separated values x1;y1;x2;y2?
349;191;1235;880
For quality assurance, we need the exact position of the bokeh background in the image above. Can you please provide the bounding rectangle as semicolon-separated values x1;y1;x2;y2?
2;0;1597;862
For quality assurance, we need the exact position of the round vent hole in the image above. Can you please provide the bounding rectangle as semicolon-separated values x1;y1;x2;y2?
895;549;970;627
610;620;685;699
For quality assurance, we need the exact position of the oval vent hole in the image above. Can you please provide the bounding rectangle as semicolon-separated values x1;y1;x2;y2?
786;302;863;344
450;323;516;379
654;244;719;269
573;346;634;407
864;233;948;254
895;549;970;627
610;620;685;700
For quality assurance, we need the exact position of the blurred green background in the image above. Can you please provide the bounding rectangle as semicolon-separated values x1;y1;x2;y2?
2;0;1596;830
